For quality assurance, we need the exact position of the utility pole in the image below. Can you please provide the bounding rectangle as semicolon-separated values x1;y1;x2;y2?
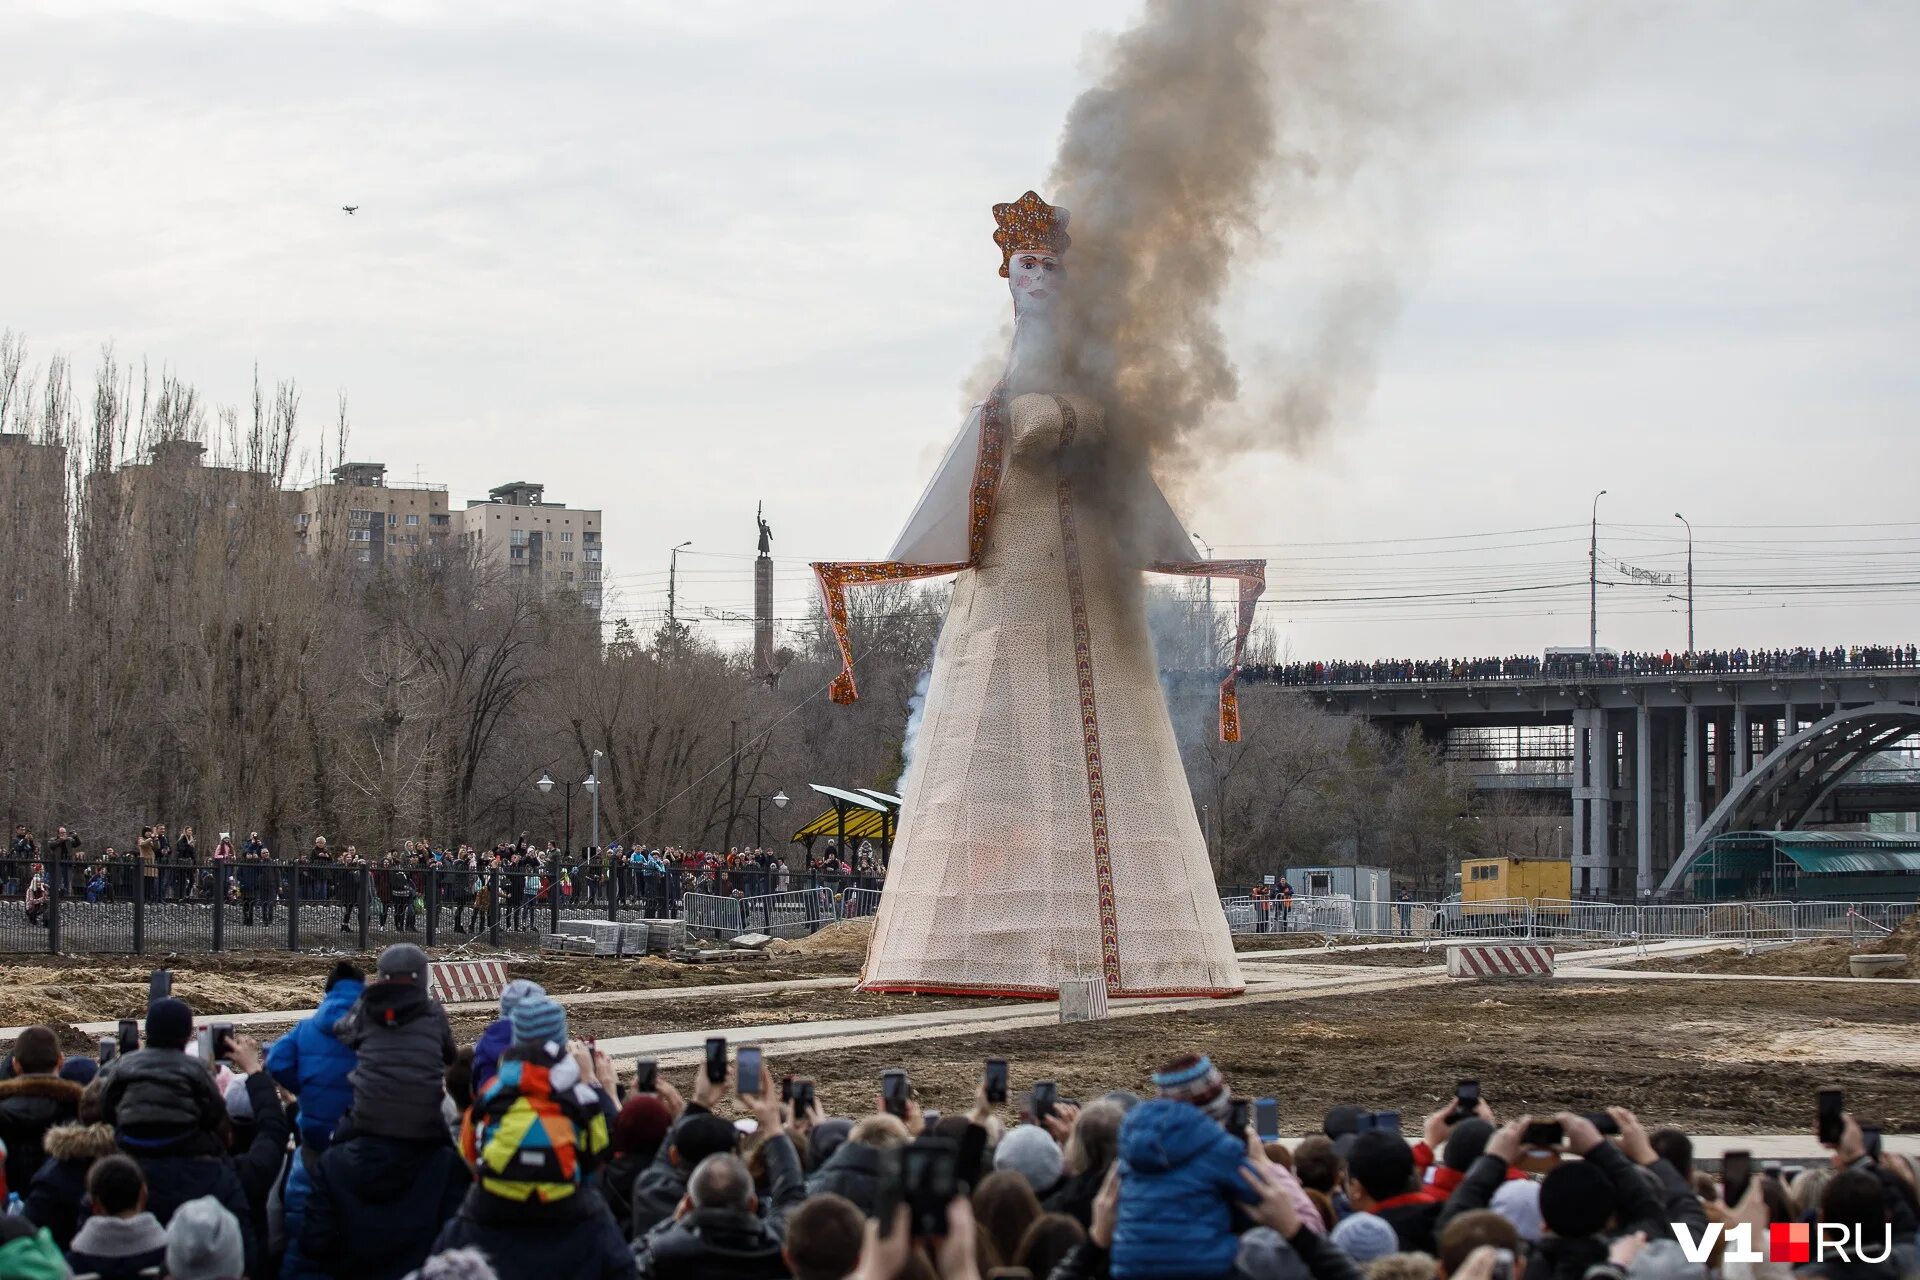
1589;490;1607;654
1673;512;1694;653
588;748;603;855
667;540;692;634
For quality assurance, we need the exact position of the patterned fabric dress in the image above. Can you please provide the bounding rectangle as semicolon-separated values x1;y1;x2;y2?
857;393;1243;998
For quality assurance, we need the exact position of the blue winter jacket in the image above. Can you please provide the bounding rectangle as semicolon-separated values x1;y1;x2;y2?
470;1017;512;1095
1111;1099;1257;1280
267;978;364;1149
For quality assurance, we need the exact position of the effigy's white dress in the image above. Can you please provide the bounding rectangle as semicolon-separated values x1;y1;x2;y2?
858;392;1243;997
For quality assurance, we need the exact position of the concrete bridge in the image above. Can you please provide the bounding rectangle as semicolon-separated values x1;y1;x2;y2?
1285;662;1920;898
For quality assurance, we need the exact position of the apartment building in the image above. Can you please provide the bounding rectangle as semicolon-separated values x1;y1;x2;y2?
292;461;450;567
451;481;604;611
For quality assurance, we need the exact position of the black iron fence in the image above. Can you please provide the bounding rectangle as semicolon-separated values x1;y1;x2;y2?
0;857;884;956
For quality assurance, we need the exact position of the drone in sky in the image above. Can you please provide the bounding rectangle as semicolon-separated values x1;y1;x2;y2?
341;205;359;215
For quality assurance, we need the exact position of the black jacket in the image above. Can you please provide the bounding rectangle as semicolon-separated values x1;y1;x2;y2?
332;979;456;1142
628;1130;804;1240
432;1186;636;1280
1045;1164;1112;1229
23;1121;119;1249
302;1132;472;1280
0;1073;83;1191
803;1139;888;1215
130;1153;258;1276
636;1206;789;1280
230;1071;294;1249
1374;1196;1445;1256
100;1046;226;1146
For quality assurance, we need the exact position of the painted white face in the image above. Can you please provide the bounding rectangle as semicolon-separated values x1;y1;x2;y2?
1008;251;1062;313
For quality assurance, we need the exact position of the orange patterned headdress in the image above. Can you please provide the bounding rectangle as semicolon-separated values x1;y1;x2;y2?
993;190;1070;277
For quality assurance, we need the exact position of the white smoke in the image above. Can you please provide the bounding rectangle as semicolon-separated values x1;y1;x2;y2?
894;666;933;793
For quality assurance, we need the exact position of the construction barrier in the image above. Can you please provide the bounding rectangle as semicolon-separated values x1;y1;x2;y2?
429;959;509;1005
1447;944;1555;979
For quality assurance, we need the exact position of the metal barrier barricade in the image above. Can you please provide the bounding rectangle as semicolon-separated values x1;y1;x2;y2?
682;893;746;940
1529;899;1640;942
843;887;884;919
1638;903;1712;941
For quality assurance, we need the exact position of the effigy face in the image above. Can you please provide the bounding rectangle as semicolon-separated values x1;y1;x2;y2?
1008;251;1063;314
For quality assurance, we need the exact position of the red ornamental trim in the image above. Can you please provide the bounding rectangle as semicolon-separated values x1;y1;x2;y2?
1052;395;1124;994
1147;559;1267;742
811;383;1008;706
858;979;1243;1001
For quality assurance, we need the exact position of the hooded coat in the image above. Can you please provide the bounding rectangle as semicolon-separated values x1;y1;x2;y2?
431;1185;636;1280
0;1074;83;1191
99;1046;226;1150
332;979;456;1142
302;1132;472;1280
268;977;365;1149
1110;1099;1256;1280
64;1211;170;1279
22;1121;118;1248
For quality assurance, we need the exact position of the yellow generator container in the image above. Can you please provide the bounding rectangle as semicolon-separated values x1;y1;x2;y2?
1460;856;1572;911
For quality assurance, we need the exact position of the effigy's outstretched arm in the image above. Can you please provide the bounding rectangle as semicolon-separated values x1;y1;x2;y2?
812;560;967;704
1145;559;1268;742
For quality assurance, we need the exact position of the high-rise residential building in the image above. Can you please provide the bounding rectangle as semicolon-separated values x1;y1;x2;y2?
0;432;69;608
452;481;604;611
292;461;450;568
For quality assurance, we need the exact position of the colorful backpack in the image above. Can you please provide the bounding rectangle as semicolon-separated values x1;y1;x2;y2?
460;1055;610;1203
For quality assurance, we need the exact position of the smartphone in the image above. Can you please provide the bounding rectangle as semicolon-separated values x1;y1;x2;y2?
1254;1097;1280;1142
1227;1097;1251;1136
98;1036;117;1065
705;1037;728;1085
196;1028;216;1061
1449;1079;1480;1122
1817;1088;1844;1145
984;1059;1009;1105
957;1120;988;1192
873;1145;905;1234
882;1069;911;1120
118;1019;139;1056
1376;1109;1402;1135
903;1138;960;1238
1863;1127;1883;1161
148;969;172;1008
212;1022;235;1061
794;1078;817;1118
1722;1149;1752;1207
1522;1119;1564;1148
1490;1248;1515;1280
635;1059;658;1092
781;1075;795;1105
738;1046;764;1098
1354;1112;1377;1133
1029;1079;1058;1124
1583;1110;1621;1136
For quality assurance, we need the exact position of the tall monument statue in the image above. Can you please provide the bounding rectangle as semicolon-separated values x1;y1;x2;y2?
754;502;774;678
813;192;1265;998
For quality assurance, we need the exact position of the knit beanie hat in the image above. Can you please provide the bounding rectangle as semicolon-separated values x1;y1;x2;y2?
166;1195;244;1280
994;1124;1065;1193
1322;1104;1367;1138
416;1248;502;1280
145;998;193;1050
508;993;567;1047
809;1117;854;1168
498;978;546;1018
1152;1054;1229;1119
1539;1159;1614;1237
612;1094;673;1160
377;942;430;983
59;1057;99;1087
1330;1211;1400;1264
224;1074;255;1122
1491;1178;1544;1241
1443;1118;1496;1172
672;1112;742;1166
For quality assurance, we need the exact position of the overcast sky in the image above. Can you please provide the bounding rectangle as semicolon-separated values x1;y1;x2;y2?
5;0;1918;662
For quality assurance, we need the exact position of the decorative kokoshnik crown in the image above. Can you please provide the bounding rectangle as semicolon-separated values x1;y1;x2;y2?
993;190;1070;277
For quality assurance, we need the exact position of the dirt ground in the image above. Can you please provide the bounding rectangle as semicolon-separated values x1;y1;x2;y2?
0;948;863;1048
446;988;985;1046
1614;912;1919;978
756;978;1920;1134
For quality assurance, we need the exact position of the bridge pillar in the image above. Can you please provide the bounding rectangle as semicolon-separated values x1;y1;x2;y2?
1588;709;1613;893
1733;704;1751;779
1684;704;1701;839
1785;701;1797;738
1571;708;1591;890
1635;704;1653;897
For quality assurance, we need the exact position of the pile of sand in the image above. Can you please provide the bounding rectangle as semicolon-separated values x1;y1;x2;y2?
769;917;874;957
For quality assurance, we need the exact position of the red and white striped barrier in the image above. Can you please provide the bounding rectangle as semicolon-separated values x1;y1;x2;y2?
430;960;510;1006
1058;978;1111;1023
1447;944;1554;979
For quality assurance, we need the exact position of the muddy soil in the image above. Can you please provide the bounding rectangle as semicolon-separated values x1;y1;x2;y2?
1615;914;1919;979
445;988;986;1046
757;979;1920;1134
1244;947;1447;968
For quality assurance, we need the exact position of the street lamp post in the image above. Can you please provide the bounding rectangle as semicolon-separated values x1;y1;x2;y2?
585;750;602;855
745;791;790;849
667;541;693;632
1589;490;1608;654
1673;512;1694;653
534;772;575;858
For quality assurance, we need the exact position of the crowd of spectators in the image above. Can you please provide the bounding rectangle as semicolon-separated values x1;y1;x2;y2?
0;948;1914;1279
1243;645;1920;689
1;830;887;923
